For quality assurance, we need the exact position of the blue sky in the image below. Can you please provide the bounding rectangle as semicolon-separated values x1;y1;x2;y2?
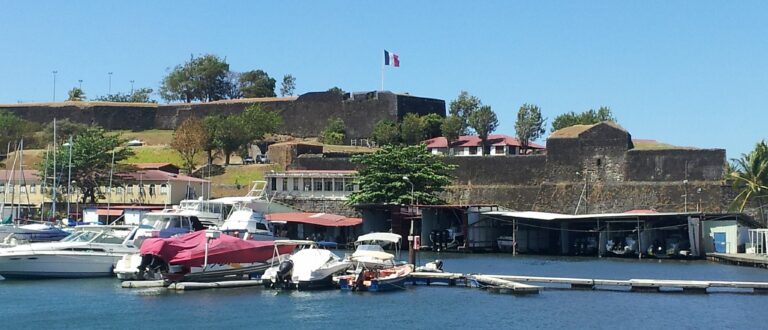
1;1;766;158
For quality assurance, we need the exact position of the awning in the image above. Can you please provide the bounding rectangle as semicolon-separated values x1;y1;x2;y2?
265;212;362;227
96;209;124;216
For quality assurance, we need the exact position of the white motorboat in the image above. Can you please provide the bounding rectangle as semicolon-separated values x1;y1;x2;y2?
0;225;139;279
263;240;352;290
0;223;69;247
349;232;402;269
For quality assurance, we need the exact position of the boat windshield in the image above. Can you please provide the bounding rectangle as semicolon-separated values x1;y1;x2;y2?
355;244;385;253
140;215;190;230
61;230;100;243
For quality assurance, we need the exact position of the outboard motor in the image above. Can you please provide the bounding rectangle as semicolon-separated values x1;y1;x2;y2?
433;259;444;271
275;259;294;288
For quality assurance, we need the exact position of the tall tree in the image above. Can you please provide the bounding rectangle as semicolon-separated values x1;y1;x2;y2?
468;105;498;155
371;120;400;146
440;115;463;151
239;70;276;98
280;74;296;96
514;103;546;153
159;54;232;103
421;113;444;139
205;105;282;165
348;144;456;205
203;115;226;165
37;128;134;203
400;113;426;145
327;86;344;95
551;106;617;132
67;87;85;101
0;110;37;154
449;91;482;135
171;117;207;174
730;140;768;224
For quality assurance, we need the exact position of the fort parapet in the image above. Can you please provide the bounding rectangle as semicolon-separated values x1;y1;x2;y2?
0;91;445;142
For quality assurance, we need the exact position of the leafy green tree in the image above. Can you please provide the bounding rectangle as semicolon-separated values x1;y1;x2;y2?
348;144;456;205
515;104;546;153
171;117;207;174
440;115;463;149
280;74;296;96
95;88;156;103
468;105;498;155
371;120;400;146
400;113;425;145
421;113;443;139
239;104;283;143
204;105;282;165
449;91;482;135
37;128;134;203
0;111;32;152
730;140;768;224
67;87;85;101
321;117;346;145
40;119;91;147
551;106;617;132
203;115;226;165
159;54;233;103
239;70;276;98
327;86;345;95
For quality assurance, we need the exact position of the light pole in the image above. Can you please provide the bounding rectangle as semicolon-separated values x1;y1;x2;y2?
130;80;135;94
108;72;113;94
402;176;416;266
52;70;58;101
78;79;82;89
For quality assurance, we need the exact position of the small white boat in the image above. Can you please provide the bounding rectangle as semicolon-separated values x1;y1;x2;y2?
337;232;411;292
263;240;352;290
0;225;139;279
349;232;402;269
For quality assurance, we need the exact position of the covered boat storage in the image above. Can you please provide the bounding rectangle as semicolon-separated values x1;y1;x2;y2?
480;211;759;258
265;212;362;247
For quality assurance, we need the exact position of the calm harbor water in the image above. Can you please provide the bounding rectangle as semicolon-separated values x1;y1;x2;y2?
2;253;767;329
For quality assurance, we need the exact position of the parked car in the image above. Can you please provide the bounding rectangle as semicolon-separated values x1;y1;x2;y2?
255;155;268;164
127;139;143;146
243;156;255;164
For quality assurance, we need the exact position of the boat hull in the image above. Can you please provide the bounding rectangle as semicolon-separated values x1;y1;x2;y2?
0;252;123;279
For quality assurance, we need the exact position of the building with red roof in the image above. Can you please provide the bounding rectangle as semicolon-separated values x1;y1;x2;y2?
424;134;545;156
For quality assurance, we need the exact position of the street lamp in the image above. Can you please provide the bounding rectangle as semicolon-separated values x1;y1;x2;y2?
52;70;58;101
402;176;414;206
78;79;82;89
108;72;113;94
130;80;135;94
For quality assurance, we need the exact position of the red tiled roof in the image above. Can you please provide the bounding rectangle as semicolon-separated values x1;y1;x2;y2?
116;170;208;183
134;163;177;169
424;134;545;149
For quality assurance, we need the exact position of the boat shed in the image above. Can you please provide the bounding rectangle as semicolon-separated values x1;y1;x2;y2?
481;210;760;258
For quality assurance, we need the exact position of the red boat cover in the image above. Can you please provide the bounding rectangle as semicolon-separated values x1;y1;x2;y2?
140;231;291;267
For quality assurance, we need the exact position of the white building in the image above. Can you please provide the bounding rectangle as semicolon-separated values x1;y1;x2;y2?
264;170;358;200
424;134;545;156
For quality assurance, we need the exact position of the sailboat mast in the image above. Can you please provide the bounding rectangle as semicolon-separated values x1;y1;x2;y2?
19;139;32;219
52;118;57;219
40;146;50;221
66;135;72;221
106;149;115;224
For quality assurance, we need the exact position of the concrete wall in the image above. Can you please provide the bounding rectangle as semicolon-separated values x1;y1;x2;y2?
702;220;739;253
625;149;726;181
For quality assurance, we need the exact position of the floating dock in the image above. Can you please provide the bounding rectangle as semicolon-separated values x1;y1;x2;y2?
707;253;768;268
407;272;768;294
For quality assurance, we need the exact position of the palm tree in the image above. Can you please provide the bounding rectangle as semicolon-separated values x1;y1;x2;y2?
730;140;768;224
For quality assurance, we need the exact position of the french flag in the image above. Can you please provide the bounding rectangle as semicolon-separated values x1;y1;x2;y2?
384;50;400;67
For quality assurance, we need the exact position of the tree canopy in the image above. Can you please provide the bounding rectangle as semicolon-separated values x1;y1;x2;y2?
348;144;456;205
514;103;546;152
95;88;156;103
467;105;498;154
371;120;400;146
321;117;346;145
0;110;37;152
551;106;616;132
400;113;425;145
449;91;482;135
37;128;134;203
421;113;444;139
280;74;296;97
239;70;276;98
440;115;463;148
159;54;233;103
730;140;768;224
171;117;207;174
204;105;282;165
67;87;85;101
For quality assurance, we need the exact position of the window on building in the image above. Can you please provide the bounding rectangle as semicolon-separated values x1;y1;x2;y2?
314;180;323;191
304;179;312;191
160;184;168;194
324;178;333;191
127;184;133;194
469;147;478;155
148;184;156;196
282;178;288;191
509;147;517;155
495;146;505;155
345;179;355;192
29;184;36;193
0;183;5;193
117;186;124;194
139;184;146;196
19;184;26;193
596;158;602;167
270;177;278;191
334;179;344;192
292;178;299;191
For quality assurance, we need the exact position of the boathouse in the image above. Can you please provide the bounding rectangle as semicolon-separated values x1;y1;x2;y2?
480;210;759;257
